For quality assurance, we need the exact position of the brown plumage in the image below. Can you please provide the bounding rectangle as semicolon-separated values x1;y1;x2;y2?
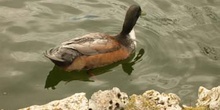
44;5;141;72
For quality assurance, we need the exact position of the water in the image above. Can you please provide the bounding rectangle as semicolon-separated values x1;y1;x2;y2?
0;0;220;109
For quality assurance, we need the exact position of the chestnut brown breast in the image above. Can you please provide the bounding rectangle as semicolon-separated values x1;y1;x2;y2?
64;46;130;71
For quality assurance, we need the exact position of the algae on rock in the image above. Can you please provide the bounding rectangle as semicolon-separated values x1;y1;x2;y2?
125;90;182;110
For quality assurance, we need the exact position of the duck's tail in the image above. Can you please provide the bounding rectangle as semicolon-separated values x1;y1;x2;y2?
44;47;76;67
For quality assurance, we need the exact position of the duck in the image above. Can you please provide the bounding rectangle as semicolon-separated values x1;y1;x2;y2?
44;5;142;72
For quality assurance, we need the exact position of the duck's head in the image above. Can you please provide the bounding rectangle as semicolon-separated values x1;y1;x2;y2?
120;5;142;36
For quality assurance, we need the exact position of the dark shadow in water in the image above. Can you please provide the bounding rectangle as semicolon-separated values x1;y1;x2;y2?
122;48;145;75
45;49;145;89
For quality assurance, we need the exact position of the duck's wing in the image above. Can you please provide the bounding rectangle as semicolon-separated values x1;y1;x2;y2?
44;33;120;66
62;33;120;55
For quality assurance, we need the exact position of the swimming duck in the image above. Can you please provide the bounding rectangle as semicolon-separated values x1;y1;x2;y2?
44;5;141;72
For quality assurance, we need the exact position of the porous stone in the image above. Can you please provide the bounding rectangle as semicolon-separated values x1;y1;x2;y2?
88;87;129;110
19;93;88;110
125;94;159;110
19;86;220;110
125;90;182;110
196;86;220;110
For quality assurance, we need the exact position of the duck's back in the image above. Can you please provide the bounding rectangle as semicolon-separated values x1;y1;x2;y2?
45;33;131;71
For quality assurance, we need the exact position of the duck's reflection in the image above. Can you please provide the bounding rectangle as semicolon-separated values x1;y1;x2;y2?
45;49;145;89
122;48;145;75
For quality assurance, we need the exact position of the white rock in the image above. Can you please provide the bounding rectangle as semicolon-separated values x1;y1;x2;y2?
196;86;220;110
125;90;182;110
19;86;220;110
19;93;88;110
143;90;182;110
88;87;129;110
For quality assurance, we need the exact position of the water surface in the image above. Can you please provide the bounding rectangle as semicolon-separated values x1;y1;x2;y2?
0;0;220;109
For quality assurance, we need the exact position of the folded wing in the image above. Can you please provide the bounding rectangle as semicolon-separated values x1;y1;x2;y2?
44;33;120;67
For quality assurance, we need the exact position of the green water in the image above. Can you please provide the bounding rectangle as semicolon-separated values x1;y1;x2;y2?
0;0;220;109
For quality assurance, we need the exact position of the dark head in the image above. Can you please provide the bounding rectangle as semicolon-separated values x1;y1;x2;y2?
120;5;141;36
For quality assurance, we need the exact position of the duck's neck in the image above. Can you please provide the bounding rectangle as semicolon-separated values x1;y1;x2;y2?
119;12;138;37
116;14;137;45
120;22;134;37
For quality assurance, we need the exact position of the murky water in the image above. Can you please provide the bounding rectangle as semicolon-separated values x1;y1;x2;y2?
0;0;220;109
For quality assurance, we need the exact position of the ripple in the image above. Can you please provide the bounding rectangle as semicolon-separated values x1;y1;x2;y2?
132;73;181;89
203;6;220;22
9;70;24;77
39;3;82;15
0;68;24;78
70;15;100;21
184;5;205;24
186;75;217;82
10;51;46;62
0;0;38;8
6;26;28;34
79;2;111;8
181;84;194;89
178;89;192;96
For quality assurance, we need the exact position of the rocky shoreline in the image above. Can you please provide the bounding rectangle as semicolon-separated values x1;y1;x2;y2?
20;86;220;110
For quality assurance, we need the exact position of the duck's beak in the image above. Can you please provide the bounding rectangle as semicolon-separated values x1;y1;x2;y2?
140;11;146;17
